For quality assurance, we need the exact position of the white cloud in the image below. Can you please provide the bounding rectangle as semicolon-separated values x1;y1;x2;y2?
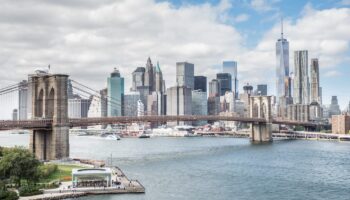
234;14;250;22
251;0;274;12
0;1;349;117
340;0;350;6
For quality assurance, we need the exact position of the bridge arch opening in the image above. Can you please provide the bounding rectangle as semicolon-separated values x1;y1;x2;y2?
252;103;259;118
36;89;44;118
47;88;55;119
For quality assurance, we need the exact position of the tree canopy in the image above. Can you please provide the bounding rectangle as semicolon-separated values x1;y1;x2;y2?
0;146;40;187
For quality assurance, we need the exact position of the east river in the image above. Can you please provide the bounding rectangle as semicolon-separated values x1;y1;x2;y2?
1;133;350;200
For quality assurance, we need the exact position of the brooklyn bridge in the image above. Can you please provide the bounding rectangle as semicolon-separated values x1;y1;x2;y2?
0;73;323;160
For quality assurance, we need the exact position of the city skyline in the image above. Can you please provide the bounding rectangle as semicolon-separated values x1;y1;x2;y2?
0;0;349;118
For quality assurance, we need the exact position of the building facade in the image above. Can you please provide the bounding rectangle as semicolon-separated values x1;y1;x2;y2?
256;84;267;96
310;58;321;104
18;80;28;120
287;104;310;122
329;96;341;117
216;73;232;96
194;76;207;92
68;97;91;118
124;92;141;116
293;50;310;105
332;114;350;134
192;90;208;126
131;67;145;91
223;61;238;98
176;62;194;89
209;79;220;97
166;86;192;126
107;68;124;116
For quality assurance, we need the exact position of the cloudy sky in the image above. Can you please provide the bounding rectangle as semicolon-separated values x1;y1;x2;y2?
0;0;349;118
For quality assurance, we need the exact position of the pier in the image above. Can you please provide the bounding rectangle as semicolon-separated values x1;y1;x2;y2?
20;166;145;200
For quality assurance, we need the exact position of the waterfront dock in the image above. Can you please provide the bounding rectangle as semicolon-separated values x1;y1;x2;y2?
20;166;145;200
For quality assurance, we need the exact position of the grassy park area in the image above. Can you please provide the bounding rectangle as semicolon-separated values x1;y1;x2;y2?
40;164;86;183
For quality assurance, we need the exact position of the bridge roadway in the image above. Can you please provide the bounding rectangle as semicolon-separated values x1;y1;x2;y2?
0;115;320;131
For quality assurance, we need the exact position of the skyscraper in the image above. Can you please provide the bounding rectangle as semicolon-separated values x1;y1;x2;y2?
256;84;267;96
216;73;232;96
276;19;292;119
194;76;207;92
276;19;291;99
176;62;194;89
144;57;154;91
124;92;141;116
209;79;220;97
310;58;321;104
294;50;310;105
131;67;145;91
223;61;238;98
192;90;208;125
154;61;164;93
107;68;124;116
18;80;28;120
166;86;192;126
329;96;341;116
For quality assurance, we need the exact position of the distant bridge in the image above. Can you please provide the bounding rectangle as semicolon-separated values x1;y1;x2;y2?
0;73;326;161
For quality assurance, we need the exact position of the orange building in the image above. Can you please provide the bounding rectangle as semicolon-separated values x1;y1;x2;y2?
332;114;350;134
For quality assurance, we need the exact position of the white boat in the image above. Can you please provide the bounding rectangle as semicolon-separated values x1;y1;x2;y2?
105;134;121;140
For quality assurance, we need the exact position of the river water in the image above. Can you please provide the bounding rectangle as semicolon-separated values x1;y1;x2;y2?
0;133;349;200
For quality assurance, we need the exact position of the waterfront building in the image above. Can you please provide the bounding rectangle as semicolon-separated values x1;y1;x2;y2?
192;90;208;126
107;68;124;116
72;168;112;188
131;67;145;91
287;104;310;122
209;79;220;97
18;80;28;120
223;61;238;98
216;73;232;96
329;96;341;116
255;84;267;96
68;96;91;118
12;109;18;121
137;99;145;117
176;62;194;89
124;92;141;116
332;114;350;134
294;50;310;105
194;76;207;92
166;86;192;126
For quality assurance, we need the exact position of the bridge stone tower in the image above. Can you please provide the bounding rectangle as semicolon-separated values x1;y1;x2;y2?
249;96;273;142
29;74;69;160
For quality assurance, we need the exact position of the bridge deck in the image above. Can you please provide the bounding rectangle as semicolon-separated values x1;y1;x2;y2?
0;115;321;131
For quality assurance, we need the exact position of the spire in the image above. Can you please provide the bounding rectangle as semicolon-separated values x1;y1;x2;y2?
281;16;284;39
156;61;161;73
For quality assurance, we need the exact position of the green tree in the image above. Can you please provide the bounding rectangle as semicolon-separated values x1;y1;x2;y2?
0;147;40;187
